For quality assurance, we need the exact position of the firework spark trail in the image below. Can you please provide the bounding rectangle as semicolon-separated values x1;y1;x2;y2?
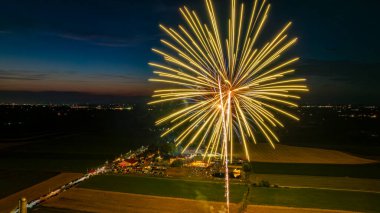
149;0;308;210
218;78;230;212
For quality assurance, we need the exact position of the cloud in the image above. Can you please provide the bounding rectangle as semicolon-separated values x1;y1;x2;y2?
83;72;146;84
0;68;152;97
0;69;48;81
55;32;158;47
0;69;145;86
0;90;150;104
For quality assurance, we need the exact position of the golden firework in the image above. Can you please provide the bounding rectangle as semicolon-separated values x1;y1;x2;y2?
149;0;308;162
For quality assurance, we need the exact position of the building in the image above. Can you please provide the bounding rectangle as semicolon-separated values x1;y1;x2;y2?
118;159;138;167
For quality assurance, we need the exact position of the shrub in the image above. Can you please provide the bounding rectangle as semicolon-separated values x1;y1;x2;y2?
242;163;252;172
258;180;271;187
171;159;184;167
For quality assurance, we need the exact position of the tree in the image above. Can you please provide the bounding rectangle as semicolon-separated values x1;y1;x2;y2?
171;159;184;167
242;163;252;172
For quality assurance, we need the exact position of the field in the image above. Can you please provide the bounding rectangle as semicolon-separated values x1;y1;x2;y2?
34;174;380;212
79;175;247;203
0;106;159;198
0;170;58;199
250;174;380;192
37;188;240;213
36;188;356;213
240;143;375;164
250;162;380;179
0;172;83;212
1;106;379;212
0;105;158;173
250;187;380;212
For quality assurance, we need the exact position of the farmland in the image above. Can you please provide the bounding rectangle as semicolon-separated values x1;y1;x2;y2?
0;170;59;199
249;187;380;212
0;172;83;212
33;174;380;213
79;175;247;203
0;104;158;199
250;162;380;179
1;105;379;212
250;174;380;192
241;143;375;164
37;188;359;213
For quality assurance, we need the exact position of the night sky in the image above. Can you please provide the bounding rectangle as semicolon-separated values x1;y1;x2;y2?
0;0;379;104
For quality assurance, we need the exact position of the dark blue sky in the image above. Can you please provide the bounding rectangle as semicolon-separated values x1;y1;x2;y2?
0;0;379;104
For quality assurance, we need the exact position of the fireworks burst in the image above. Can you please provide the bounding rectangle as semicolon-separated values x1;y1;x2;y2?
149;0;308;210
149;0;307;160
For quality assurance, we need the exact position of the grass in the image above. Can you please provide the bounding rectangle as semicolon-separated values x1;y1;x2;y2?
79;175;248;203
79;174;380;212
0;170;59;199
251;162;380;179
250;187;380;213
250;173;380;192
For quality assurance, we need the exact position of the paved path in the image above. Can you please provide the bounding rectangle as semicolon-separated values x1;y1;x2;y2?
0;172;83;212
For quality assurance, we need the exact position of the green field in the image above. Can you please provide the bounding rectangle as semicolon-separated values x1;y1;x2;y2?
251;162;380;179
250;187;380;213
79;174;380;212
250;173;380;192
0;170;59;199
79;175;248;203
